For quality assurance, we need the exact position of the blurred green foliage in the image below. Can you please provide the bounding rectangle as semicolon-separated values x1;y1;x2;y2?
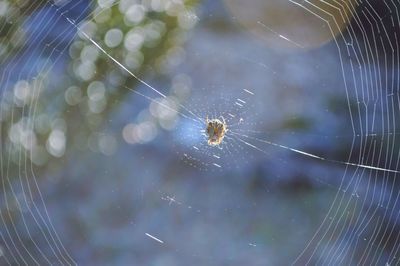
0;0;198;182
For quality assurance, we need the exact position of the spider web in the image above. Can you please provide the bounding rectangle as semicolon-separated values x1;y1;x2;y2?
1;0;400;265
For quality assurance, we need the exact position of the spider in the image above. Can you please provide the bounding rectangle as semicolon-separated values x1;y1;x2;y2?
205;116;227;146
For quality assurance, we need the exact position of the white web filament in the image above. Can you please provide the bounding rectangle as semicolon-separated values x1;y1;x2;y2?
43;1;400;175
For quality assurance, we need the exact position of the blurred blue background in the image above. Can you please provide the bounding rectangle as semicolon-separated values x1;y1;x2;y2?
1;0;400;265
